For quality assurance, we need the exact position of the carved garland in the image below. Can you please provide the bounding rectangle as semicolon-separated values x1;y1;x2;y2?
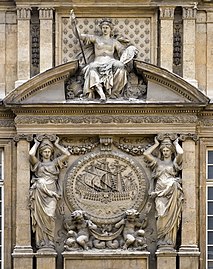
0;120;15;127
114;142;151;156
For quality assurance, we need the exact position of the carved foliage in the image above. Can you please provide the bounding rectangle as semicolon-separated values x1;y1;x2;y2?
15;114;198;125
114;137;153;156
31;8;40;77
61;137;99;155
173;7;183;76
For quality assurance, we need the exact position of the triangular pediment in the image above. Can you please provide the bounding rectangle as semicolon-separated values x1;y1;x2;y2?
134;61;209;104
3;60;209;106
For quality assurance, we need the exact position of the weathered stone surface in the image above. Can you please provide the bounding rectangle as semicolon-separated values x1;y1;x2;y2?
63;251;150;269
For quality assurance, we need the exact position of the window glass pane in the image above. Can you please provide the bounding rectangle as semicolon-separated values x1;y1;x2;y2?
208;261;213;269
208;167;213;179
0;152;3;269
208;151;213;164
208;246;213;259
208;231;213;244
209;188;213;200
208;202;213;215
208;217;213;229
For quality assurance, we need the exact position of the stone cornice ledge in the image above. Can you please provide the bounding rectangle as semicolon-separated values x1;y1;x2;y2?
134;60;210;104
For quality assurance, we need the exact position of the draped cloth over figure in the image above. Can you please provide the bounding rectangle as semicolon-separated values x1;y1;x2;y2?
70;14;138;100
29;137;70;250
143;137;184;249
30;158;63;248
81;34;128;98
148;157;184;246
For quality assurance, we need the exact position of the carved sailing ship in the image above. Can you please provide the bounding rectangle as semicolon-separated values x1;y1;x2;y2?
75;158;138;203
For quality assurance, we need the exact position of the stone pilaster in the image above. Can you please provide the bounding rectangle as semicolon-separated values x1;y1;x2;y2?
0;11;6;98
5;11;17;94
206;11;213;98
39;8;54;73
196;11;207;93
16;8;31;88
156;250;177;269
36;251;57;269
12;136;34;269
182;7;197;87
179;137;200;269
159;7;175;72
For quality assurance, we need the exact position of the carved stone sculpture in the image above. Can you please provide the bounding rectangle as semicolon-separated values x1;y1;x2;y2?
29;137;70;250
64;210;97;251
64;209;147;251
115;209;147;250
70;13;139;101
143;136;184;250
64;152;148;224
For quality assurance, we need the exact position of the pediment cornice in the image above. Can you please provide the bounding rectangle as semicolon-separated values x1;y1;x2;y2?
134;61;209;104
4;61;78;105
3;60;209;108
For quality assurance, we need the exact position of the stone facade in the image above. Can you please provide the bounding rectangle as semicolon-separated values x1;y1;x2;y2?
0;1;213;269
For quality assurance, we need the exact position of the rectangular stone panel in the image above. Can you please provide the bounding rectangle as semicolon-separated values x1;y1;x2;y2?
63;251;149;269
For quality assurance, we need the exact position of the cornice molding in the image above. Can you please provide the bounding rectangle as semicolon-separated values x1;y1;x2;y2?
4;61;78;105
11;106;202;115
134;61;209;104
3;60;209;107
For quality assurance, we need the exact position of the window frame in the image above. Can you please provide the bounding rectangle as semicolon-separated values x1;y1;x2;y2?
0;140;13;269
207;150;213;180
207;185;213;269
206;148;213;269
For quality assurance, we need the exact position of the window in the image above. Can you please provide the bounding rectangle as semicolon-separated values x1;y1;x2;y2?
0;150;4;269
207;150;213;269
207;151;213;180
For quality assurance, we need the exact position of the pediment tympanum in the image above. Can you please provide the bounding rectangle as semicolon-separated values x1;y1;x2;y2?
3;60;209;106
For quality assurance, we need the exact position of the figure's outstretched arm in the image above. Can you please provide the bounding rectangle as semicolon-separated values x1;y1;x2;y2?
70;10;87;64
173;137;183;165
54;136;70;162
70;10;80;39
143;136;159;163
29;138;40;165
